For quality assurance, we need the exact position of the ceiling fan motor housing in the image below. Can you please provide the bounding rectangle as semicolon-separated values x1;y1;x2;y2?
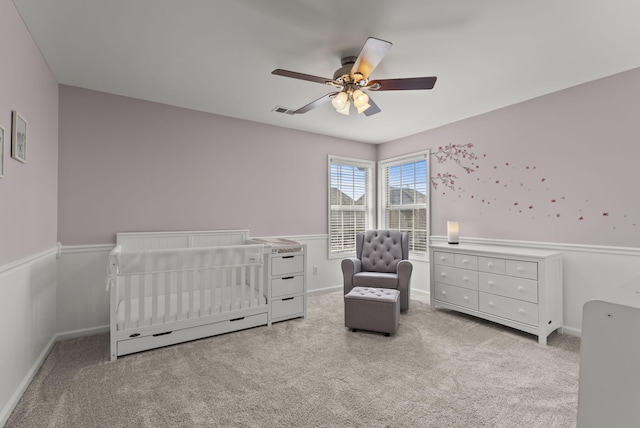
333;56;358;83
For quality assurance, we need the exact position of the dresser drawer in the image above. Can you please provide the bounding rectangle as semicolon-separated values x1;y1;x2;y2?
479;293;538;326
479;272;538;303
478;257;506;274
272;295;304;319
506;260;538;280
271;255;304;275
455;253;478;270
433;251;454;267
271;275;304;298
435;283;478;310
434;265;478;290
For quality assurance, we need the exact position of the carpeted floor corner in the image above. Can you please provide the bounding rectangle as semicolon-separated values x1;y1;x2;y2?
6;291;580;427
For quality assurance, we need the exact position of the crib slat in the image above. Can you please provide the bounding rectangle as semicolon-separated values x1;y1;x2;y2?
164;272;171;323
240;267;246;309
177;271;184;320
210;267;217;314
199;269;206;316
187;270;194;319
257;265;262;307
124;276;132;329
250;265;256;307
152;272;158;325
138;275;146;328
230;268;236;312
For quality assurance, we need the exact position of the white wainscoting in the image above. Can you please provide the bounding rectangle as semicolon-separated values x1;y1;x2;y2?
56;234;640;340
56;244;114;338
0;248;57;427
53;235;640;339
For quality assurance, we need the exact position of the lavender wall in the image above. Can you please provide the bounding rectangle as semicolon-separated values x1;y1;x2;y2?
0;0;59;266
58;86;376;245
379;67;640;248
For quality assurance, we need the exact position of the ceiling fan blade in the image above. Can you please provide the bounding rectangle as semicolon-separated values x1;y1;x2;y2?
350;37;392;81
272;69;332;85
363;96;381;116
368;76;438;91
293;93;337;114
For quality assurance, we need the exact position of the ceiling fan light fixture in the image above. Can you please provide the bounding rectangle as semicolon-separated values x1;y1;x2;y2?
352;89;370;114
336;99;351;115
331;91;349;110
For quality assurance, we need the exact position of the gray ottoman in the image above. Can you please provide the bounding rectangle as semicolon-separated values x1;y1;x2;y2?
344;287;400;336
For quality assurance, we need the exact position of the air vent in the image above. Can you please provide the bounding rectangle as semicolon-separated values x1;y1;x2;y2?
272;106;295;115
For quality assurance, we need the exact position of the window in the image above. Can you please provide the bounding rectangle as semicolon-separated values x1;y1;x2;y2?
379;151;429;258
328;156;375;257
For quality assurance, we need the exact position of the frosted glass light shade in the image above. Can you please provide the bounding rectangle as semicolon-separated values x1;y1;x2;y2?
447;221;459;244
331;92;349;110
352;89;371;114
336;100;351;115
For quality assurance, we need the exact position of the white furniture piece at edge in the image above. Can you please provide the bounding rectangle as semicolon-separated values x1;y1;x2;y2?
577;281;640;428
429;242;563;345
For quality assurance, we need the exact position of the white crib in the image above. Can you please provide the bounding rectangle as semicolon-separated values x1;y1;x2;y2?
107;230;270;361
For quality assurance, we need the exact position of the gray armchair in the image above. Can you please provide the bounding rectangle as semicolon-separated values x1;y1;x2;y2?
341;230;413;312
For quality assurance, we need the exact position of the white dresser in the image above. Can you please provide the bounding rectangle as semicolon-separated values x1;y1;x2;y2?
267;247;307;323
429;242;563;345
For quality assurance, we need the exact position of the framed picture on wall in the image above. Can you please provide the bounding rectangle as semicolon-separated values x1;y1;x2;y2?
0;126;4;178
12;111;27;163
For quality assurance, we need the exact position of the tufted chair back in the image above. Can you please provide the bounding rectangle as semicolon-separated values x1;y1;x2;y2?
357;230;409;273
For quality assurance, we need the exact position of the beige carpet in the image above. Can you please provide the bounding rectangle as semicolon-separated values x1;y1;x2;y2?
6;291;580;428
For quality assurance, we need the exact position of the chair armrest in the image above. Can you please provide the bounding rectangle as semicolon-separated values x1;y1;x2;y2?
397;260;413;291
397;260;413;311
341;258;362;295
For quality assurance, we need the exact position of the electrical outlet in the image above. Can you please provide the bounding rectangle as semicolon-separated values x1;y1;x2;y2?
313;266;319;275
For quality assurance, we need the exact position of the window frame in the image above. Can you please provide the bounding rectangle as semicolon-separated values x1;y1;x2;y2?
378;151;430;261
327;155;376;259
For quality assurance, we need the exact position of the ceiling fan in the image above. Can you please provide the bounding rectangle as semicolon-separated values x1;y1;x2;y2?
272;37;437;116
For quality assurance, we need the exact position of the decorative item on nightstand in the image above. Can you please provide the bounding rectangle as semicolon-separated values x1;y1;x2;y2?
447;221;459;244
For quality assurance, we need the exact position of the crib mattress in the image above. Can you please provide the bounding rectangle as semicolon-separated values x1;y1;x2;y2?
117;285;267;330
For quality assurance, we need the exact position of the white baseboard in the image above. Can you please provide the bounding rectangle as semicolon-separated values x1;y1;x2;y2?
55;325;110;342
561;326;581;338
307;285;342;295
0;336;56;427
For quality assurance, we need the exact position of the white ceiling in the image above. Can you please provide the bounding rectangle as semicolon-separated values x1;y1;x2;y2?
13;0;640;144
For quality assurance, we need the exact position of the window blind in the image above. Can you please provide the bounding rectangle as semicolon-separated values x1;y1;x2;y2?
328;156;375;257
379;152;429;257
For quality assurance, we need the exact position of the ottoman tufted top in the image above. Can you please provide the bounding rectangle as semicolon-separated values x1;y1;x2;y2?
345;286;400;303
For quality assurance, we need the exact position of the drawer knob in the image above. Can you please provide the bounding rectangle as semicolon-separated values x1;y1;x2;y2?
518;308;525;315
440;256;446;261
487;281;495;286
463;296;469;301
441;290;447;296
463;276;469;282
462;259;469;264
487;262;494;268
517;266;524;272
440;272;447;277
488;301;495;307
517;286;524;292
